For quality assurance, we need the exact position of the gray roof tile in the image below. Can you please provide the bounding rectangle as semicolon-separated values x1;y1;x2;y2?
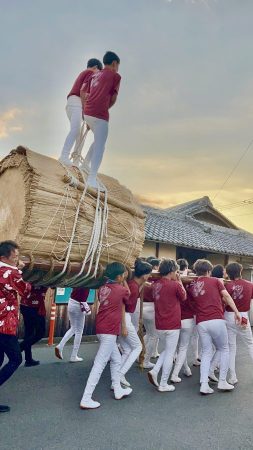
143;197;253;257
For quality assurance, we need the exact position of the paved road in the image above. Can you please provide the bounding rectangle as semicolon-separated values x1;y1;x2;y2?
1;340;253;450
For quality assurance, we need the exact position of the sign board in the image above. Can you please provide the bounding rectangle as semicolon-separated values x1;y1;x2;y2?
55;288;96;305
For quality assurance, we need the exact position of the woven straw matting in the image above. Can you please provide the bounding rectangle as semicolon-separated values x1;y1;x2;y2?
0;146;145;287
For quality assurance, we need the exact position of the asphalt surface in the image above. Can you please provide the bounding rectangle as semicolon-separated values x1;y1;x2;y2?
1;339;253;450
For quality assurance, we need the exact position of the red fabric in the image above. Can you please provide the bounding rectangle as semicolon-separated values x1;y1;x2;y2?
124;279;140;313
0;262;31;335
143;276;159;303
153;278;186;330
96;282;129;335
70;287;90;303
225;279;253;312
67;69;94;98
180;295;195;320
187;277;225;324
84;68;121;121
21;286;47;317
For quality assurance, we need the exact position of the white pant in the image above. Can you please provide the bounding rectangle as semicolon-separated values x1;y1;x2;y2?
152;329;180;386
130;299;140;331
60;95;82;159
172;318;195;377
143;303;158;364
225;311;253;379
58;298;85;359
197;319;229;383
118;313;142;376
191;318;200;361
83;115;109;180
83;334;121;398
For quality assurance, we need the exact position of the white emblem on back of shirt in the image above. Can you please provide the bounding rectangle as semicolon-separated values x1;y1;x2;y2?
153;283;162;301
231;285;244;300
99;285;111;306
192;281;205;297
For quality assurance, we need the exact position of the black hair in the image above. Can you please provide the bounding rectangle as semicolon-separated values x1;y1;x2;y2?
0;240;19;258
226;262;243;280
177;258;188;271
211;264;224;279
148;258;160;268
159;259;178;276
146;256;156;264
87;58;103;70
193;259;213;276
104;262;126;280
103;51;120;65
134;259;152;278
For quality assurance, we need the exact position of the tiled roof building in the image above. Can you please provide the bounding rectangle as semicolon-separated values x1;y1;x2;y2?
142;196;253;277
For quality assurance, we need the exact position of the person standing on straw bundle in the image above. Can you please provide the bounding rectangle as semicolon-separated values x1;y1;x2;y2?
80;51;121;189
59;58;102;166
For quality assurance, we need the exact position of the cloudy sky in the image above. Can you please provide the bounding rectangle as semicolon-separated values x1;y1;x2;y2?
1;0;253;231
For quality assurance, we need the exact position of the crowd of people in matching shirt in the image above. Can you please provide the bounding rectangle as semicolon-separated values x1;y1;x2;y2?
1;239;253;413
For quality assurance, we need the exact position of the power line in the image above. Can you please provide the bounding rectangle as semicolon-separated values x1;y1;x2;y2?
212;138;253;201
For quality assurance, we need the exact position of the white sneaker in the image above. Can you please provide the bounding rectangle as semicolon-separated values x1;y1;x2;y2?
58;157;72;167
114;386;133;400
143;362;155;369
120;375;131;387
184;367;192;377
80;397;101;410
200;382;214;395
209;372;219;383
70;356;83;363
228;377;238;385
147;370;159;387
55;346;63;360
158;384;175;392
218;380;234;391
170;375;182;383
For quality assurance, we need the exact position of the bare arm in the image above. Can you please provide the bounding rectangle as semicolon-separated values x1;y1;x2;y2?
222;289;241;323
109;93;118;108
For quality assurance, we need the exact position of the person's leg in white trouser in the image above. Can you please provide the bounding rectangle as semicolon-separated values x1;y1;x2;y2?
83;115;108;185
198;319;231;393
143;303;157;367
226;324;237;381
56;299;80;356
210;321;229;383
191;322;200;364
159;330;180;387
171;319;194;381
240;324;253;361
70;308;86;360
119;315;142;377
110;344;122;389
130;301;140;332
81;334;117;400
60;99;82;161
197;322;215;384
209;349;221;380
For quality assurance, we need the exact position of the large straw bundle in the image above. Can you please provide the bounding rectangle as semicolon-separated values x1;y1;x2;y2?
0;146;145;287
